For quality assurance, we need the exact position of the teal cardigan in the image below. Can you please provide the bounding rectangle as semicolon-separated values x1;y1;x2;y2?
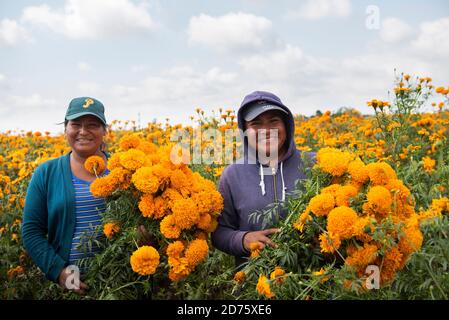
22;152;107;282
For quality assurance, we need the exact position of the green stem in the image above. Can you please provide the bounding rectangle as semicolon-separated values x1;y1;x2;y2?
425;262;448;299
107;280;147;295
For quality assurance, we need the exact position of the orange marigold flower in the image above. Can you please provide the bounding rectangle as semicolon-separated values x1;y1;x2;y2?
319;232;341;253
205;218;218;233
345;243;378;270
270;266;286;285
192;190;224;216
321;184;341;196
160;215;181;239
335;185;358;207
309;193;335;216
385;179;411;203
366;186;392;217
103;222;120;239
316;148;353;177
84;155;106;176
130;246;160;276
293;209;312;232
352;216;371;240
366;162;396;185
167;252;189;280
166;241;185;258
119;134;141;151
313;268;326;276
197;213;213;230
249;242;264;258
417;209;441;222
109;167;132;190
161;188;184;210
90;176;116;197
256;274;275;299
153;196;168;219
184;239;209;268
7;266;24;279
348;158;369;184
132;167;161;194
234;271;246;284
380;246;403;284
394;87;411;94
422;156;436;173
107;152;123;171
430;197;449;214
367;99;390;109
435;86;445;93
171;198;200;230
137;141;157;155
169;269;188;282
150;164;171;189
312;267;330;283
398;215;423;255
138;194;155;218
170;169;192;196
120;149;146;171
327;206;359;240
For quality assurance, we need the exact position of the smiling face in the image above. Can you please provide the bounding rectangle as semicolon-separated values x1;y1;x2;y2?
65;115;106;157
245;110;287;161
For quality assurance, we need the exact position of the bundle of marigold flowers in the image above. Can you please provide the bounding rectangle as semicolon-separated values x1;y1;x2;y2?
87;133;224;282
293;147;423;286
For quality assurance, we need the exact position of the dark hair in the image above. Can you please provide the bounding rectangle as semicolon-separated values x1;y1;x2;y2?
63;119;107;130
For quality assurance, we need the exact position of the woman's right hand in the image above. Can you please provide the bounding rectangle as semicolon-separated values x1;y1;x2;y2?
243;228;280;251
58;266;88;295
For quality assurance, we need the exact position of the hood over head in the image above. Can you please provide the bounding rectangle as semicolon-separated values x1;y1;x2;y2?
237;90;296;164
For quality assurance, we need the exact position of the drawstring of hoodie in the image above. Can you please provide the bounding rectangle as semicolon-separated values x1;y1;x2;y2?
259;163;266;196
280;162;286;201
259;162;287;201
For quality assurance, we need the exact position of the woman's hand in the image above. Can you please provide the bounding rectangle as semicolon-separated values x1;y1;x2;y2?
243;228;280;251
58;266;88;295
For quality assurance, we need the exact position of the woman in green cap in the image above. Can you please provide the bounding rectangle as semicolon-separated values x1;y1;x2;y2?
22;97;109;294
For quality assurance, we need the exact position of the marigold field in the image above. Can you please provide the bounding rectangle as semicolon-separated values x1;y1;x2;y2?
1;73;449;300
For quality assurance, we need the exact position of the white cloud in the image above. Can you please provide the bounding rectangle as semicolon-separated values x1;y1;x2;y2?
286;0;351;20
239;45;304;78
77;62;91;72
8;93;57;109
188;12;275;52
95;66;240;125
78;81;100;94
130;64;150;73
412;17;449;57
0;74;7;91
2;8;449;133
21;0;156;39
0;93;64;133
380;17;413;43
0;18;32;46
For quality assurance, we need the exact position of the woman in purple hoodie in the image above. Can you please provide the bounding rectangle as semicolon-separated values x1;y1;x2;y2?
211;91;315;267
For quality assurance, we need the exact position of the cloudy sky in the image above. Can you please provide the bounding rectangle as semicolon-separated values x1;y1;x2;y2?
1;0;448;133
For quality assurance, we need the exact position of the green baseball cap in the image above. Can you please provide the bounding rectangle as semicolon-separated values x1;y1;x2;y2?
65;97;107;125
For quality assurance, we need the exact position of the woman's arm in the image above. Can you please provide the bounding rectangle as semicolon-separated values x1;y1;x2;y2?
22;167;67;282
211;172;249;257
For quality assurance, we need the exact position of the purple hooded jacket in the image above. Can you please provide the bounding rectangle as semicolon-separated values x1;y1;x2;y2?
211;91;315;266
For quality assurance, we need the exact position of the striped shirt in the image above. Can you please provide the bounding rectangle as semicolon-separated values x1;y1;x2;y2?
68;170;109;272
